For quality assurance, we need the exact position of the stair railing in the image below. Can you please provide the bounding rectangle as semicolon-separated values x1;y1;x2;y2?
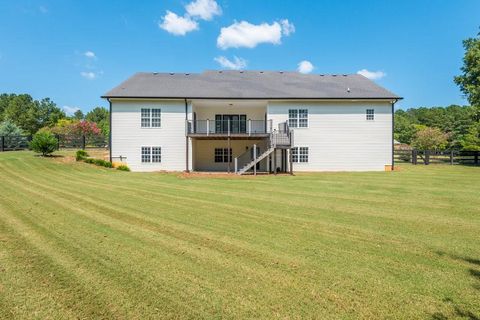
234;146;255;173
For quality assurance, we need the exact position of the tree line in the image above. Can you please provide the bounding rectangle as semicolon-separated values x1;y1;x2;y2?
395;28;480;151
0;93;109;138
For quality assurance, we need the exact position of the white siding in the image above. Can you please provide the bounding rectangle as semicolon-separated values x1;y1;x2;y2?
268;101;392;171
111;99;190;172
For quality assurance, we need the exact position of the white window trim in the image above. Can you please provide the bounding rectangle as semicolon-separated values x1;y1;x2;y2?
292;146;309;163
141;146;162;164
288;108;309;129
141;108;162;128
366;108;375;121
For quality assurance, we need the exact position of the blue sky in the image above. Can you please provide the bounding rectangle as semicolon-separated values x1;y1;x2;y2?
0;0;479;114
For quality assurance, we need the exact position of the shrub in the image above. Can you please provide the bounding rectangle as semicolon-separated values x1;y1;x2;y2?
116;165;130;172
76;150;89;161
29;132;57;156
93;159;113;168
84;158;95;164
412;127;449;150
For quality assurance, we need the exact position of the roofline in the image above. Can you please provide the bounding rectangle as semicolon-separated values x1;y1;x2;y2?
102;96;403;101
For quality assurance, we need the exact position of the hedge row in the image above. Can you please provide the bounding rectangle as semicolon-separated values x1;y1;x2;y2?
75;150;130;171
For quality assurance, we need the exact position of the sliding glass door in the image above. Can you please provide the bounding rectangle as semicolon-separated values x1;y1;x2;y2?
215;114;247;133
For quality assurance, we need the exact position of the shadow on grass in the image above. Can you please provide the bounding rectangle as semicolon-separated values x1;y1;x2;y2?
430;252;480;319
33;154;64;158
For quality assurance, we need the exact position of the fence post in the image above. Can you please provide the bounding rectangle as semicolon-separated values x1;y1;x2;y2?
425;150;430;165
82;135;86;150
234;158;238;173
475;151;479;166
0;136;4;152
412;150;417;165
450;150;454;165
248;119;251;136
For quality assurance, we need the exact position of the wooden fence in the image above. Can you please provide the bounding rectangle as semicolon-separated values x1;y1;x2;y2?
0;135;108;152
395;149;479;166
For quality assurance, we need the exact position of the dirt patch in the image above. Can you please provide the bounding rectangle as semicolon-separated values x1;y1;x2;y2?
54;155;76;164
177;171;292;179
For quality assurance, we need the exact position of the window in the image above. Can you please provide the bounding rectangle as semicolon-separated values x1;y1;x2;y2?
366;109;375;121
214;148;232;163
292;147;309;163
288;109;308;128
141;108;161;127
151;109;161;127
152;147;162;163
141;146;151;163
141;109;150;128
141;147;161;163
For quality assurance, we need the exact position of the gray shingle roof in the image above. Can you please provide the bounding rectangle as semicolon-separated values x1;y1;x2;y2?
102;70;401;100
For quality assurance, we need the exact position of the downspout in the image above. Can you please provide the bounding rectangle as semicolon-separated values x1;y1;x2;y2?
391;99;397;171
108;98;112;163
185;98;189;172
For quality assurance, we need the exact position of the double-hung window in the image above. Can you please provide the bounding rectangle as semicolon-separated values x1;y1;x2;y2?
141;147;161;163
288;109;308;128
141;108;161;127
292;147;309;163
214;148;232;163
366;109;375;121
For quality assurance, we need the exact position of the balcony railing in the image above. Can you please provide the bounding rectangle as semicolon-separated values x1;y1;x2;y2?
186;119;273;136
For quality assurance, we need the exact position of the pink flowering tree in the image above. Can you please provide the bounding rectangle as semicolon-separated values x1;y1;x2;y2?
73;120;102;138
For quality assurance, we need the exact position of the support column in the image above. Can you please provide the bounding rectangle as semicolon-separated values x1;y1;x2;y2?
273;148;277;175
253;143;257;176
227;137;231;173
289;148;293;175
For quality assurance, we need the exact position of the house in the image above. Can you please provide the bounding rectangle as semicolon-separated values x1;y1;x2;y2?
102;70;401;173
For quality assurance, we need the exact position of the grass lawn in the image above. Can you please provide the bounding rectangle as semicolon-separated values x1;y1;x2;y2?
0;151;479;319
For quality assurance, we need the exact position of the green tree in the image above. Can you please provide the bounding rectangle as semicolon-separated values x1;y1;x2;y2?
454;28;480;107
37;98;65;128
394;110;417;144
85;107;109;136
73;109;85;120
460;123;480;151
29;132;58;156
411;127;449;150
0;120;24;136
1;94;66;134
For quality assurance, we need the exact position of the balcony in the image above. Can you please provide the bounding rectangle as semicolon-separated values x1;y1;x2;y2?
186;119;272;138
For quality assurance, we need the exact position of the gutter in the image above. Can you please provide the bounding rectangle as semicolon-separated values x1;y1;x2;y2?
102;96;403;100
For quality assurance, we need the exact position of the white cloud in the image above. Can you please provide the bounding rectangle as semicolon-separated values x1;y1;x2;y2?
84;51;96;59
214;56;247;70
297;60;314;74
357;69;386;80
217;19;295;49
63;106;80;115
186;0;222;21
159;10;198;36
280;19;295;36
80;71;96;80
